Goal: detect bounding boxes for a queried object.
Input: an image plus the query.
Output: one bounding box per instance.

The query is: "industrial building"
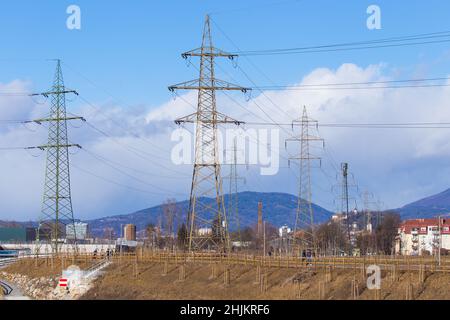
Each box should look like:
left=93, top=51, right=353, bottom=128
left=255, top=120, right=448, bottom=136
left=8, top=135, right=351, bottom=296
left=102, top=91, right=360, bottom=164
left=66, top=222, right=89, bottom=240
left=124, top=224, right=136, bottom=241
left=396, top=218, right=450, bottom=255
left=0, top=227, right=36, bottom=243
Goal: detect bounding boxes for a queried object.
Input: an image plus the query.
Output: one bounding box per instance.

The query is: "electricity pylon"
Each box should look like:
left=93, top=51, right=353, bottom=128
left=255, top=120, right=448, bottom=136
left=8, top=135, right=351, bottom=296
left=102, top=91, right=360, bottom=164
left=169, top=15, right=250, bottom=252
left=224, top=138, right=245, bottom=243
left=362, top=189, right=375, bottom=233
left=30, top=60, right=83, bottom=255
left=286, top=106, right=323, bottom=251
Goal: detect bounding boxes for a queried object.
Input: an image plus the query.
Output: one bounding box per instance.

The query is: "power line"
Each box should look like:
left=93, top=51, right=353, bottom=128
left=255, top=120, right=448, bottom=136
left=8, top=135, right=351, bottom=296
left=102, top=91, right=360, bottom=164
left=0, top=92, right=33, bottom=96
left=253, top=76, right=450, bottom=90
left=245, top=121, right=450, bottom=129
left=80, top=145, right=187, bottom=181
left=83, top=120, right=191, bottom=177
left=252, top=83, right=450, bottom=91
left=77, top=95, right=173, bottom=155
left=78, top=147, right=188, bottom=196
left=211, top=18, right=295, bottom=125
left=232, top=30, right=450, bottom=56
left=0, top=147, right=30, bottom=151
left=71, top=163, right=177, bottom=197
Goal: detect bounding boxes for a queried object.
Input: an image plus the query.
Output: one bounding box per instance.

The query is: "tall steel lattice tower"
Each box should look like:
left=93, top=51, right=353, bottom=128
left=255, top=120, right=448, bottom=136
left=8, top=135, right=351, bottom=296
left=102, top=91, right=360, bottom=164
left=169, top=15, right=249, bottom=252
left=224, top=139, right=245, bottom=243
left=286, top=106, right=323, bottom=249
left=32, top=60, right=83, bottom=254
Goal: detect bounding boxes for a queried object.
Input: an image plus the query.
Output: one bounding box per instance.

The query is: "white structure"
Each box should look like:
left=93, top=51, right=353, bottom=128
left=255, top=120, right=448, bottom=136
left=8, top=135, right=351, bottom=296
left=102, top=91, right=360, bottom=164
left=197, top=228, right=212, bottom=236
left=396, top=218, right=450, bottom=255
left=278, top=225, right=291, bottom=237
left=366, top=222, right=373, bottom=233
left=2, top=243, right=115, bottom=254
left=116, top=238, right=138, bottom=248
left=66, top=222, right=89, bottom=240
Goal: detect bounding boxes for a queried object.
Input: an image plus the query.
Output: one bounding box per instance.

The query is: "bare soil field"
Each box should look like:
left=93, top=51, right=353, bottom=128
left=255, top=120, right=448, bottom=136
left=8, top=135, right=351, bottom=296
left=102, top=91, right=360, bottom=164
left=5, top=257, right=450, bottom=300
left=79, top=261, right=450, bottom=300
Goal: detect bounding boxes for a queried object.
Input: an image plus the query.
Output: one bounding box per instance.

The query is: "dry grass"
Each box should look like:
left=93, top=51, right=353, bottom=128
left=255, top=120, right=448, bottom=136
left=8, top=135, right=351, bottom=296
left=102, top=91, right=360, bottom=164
left=3, top=257, right=99, bottom=278
left=80, top=261, right=450, bottom=300
left=6, top=258, right=450, bottom=300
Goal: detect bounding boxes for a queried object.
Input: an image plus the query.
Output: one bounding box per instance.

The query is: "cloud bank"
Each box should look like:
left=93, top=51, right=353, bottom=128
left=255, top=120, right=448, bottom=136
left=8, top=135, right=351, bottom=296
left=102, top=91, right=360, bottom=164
left=1, top=63, right=450, bottom=221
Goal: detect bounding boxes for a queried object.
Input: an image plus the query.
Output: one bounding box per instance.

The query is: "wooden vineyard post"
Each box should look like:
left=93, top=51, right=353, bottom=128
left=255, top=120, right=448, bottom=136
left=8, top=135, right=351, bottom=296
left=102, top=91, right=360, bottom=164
left=162, top=260, right=169, bottom=276
left=374, top=288, right=381, bottom=300
left=209, top=264, right=217, bottom=280
left=260, top=273, right=267, bottom=293
left=179, top=264, right=186, bottom=282
left=255, top=265, right=262, bottom=284
left=325, top=265, right=333, bottom=283
left=318, top=281, right=327, bottom=300
left=351, top=277, right=359, bottom=300
left=361, top=261, right=366, bottom=282
left=391, top=264, right=397, bottom=282
left=294, top=280, right=301, bottom=299
left=405, top=282, right=414, bottom=300
left=223, top=267, right=231, bottom=287
left=34, top=251, right=38, bottom=267
left=134, top=255, right=139, bottom=278
left=418, top=264, right=425, bottom=284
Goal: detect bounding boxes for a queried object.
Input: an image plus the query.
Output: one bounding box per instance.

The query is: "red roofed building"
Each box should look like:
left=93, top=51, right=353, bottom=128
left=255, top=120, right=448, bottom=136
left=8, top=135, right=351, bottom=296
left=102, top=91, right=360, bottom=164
left=395, top=218, right=450, bottom=255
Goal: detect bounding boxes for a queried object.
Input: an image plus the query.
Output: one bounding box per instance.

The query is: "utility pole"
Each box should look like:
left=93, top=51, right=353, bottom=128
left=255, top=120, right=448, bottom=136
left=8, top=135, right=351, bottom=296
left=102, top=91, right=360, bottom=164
left=263, top=221, right=266, bottom=257
left=169, top=15, right=250, bottom=252
left=438, top=215, right=442, bottom=267
left=30, top=60, right=83, bottom=255
left=341, top=163, right=351, bottom=250
left=257, top=202, right=263, bottom=241
left=285, top=106, right=323, bottom=253
left=257, top=201, right=263, bottom=253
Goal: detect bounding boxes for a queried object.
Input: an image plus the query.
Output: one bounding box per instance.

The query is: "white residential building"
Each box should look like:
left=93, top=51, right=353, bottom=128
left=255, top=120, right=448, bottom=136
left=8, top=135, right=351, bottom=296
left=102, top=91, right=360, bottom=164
left=396, top=218, right=450, bottom=255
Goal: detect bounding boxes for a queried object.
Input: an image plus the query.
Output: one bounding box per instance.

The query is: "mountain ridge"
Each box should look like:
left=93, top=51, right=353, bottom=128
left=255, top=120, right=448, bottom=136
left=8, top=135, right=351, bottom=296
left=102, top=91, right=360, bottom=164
left=395, top=188, right=450, bottom=219
left=85, top=191, right=333, bottom=237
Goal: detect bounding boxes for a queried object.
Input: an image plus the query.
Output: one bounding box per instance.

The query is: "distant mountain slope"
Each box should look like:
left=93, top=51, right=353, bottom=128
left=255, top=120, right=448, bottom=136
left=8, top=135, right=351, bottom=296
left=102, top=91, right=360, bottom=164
left=7, top=188, right=450, bottom=238
left=396, top=188, right=450, bottom=219
left=86, top=192, right=334, bottom=237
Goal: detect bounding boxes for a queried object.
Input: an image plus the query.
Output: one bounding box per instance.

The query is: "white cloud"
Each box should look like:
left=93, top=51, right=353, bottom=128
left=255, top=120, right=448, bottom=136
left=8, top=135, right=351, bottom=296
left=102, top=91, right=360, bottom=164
left=1, top=63, right=450, bottom=221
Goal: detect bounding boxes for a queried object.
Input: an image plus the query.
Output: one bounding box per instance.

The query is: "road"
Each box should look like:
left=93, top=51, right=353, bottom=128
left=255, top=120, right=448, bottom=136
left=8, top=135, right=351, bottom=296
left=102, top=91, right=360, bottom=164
left=0, top=258, right=31, bottom=300
left=0, top=279, right=30, bottom=300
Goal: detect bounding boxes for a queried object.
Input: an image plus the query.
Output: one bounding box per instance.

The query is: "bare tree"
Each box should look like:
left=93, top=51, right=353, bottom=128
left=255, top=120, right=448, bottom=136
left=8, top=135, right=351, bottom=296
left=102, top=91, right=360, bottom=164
left=162, top=198, right=179, bottom=250
left=375, top=212, right=401, bottom=255
left=316, top=221, right=348, bottom=255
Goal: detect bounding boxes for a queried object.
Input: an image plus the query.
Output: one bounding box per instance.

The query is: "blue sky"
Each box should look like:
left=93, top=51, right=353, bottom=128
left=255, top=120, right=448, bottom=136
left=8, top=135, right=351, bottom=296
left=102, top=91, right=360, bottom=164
left=1, top=0, right=449, bottom=104
left=0, top=0, right=450, bottom=222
